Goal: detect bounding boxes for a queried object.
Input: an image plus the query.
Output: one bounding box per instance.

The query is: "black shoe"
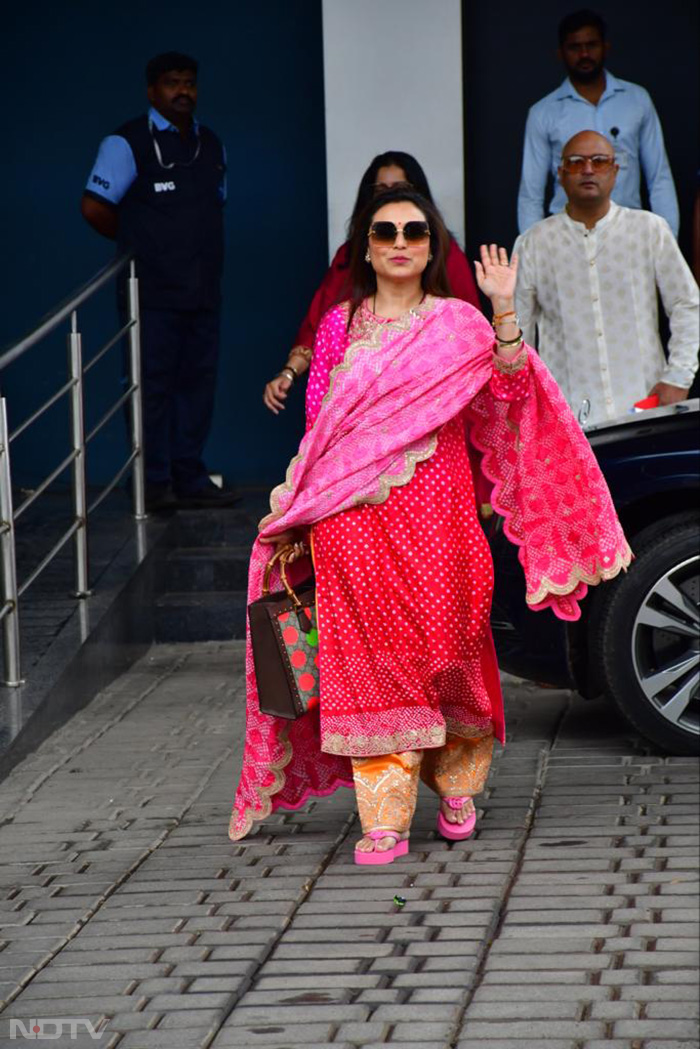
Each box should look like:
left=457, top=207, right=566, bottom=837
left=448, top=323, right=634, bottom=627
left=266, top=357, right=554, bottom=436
left=145, top=483, right=179, bottom=513
left=175, top=481, right=242, bottom=509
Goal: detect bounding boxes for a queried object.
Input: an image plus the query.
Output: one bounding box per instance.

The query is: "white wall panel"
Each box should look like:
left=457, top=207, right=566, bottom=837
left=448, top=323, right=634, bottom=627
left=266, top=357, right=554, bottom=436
left=322, top=0, right=464, bottom=259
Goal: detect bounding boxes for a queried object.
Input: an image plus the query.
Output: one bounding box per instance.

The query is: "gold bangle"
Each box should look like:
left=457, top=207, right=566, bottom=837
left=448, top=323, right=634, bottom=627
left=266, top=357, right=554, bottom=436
left=493, top=314, right=520, bottom=331
left=492, top=309, right=517, bottom=323
left=284, top=362, right=299, bottom=378
left=495, top=329, right=523, bottom=346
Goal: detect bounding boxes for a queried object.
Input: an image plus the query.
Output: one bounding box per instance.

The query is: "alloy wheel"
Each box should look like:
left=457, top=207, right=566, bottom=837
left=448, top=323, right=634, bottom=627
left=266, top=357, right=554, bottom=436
left=631, top=554, right=700, bottom=737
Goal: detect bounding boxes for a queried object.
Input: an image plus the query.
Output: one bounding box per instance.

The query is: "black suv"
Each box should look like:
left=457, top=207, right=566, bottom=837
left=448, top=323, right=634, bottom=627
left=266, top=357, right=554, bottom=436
left=486, top=400, right=700, bottom=755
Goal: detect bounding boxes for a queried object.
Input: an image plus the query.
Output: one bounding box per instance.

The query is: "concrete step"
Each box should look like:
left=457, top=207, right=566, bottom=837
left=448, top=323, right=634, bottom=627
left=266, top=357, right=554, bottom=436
left=158, top=546, right=250, bottom=592
left=154, top=590, right=248, bottom=641
left=172, top=506, right=263, bottom=548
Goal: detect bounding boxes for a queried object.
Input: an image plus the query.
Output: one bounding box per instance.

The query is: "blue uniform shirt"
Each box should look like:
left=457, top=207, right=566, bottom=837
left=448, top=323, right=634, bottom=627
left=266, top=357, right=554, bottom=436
left=86, top=106, right=226, bottom=204
left=517, top=71, right=679, bottom=236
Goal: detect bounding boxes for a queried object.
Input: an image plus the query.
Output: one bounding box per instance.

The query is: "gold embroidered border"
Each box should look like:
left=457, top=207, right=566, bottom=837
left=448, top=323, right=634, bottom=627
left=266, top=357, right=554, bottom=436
left=230, top=713, right=495, bottom=838
left=356, top=432, right=439, bottom=507
left=525, top=543, right=633, bottom=606
left=228, top=724, right=293, bottom=841
left=493, top=346, right=528, bottom=374
left=322, top=723, right=446, bottom=757
left=259, top=297, right=442, bottom=531
left=443, top=717, right=494, bottom=740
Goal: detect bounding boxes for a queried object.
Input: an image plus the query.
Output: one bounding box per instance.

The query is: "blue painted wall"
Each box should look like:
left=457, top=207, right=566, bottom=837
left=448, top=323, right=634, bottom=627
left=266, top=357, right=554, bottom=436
left=1, top=1, right=327, bottom=488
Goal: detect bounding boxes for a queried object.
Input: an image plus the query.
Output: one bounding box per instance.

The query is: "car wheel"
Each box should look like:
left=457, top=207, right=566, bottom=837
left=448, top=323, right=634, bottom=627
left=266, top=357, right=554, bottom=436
left=593, top=520, right=700, bottom=755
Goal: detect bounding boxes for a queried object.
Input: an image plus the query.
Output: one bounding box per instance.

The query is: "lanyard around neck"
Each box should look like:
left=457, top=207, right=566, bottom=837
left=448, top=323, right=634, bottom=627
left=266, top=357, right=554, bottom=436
left=149, top=118, right=201, bottom=169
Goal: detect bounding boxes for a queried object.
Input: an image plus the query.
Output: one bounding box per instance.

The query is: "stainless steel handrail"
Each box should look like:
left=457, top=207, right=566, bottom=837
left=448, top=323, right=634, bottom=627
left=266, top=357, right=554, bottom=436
left=18, top=521, right=82, bottom=599
left=0, top=256, right=146, bottom=686
left=83, top=318, right=135, bottom=375
left=0, top=256, right=131, bottom=372
left=85, top=384, right=137, bottom=445
left=87, top=449, right=139, bottom=516
left=13, top=449, right=80, bottom=521
left=9, top=378, right=79, bottom=444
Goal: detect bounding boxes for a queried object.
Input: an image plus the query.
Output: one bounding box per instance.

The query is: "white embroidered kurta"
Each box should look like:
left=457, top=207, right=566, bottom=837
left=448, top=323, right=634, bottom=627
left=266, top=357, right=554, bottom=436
left=514, top=202, right=699, bottom=426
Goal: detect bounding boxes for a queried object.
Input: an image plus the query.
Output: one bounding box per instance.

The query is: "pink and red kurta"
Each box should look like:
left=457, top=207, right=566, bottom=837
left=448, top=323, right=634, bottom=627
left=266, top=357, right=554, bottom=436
left=308, top=304, right=528, bottom=757
left=229, top=296, right=631, bottom=841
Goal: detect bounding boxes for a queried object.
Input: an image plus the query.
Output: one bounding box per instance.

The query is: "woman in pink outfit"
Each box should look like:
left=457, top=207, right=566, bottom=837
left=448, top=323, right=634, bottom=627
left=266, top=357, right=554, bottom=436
left=230, top=187, right=631, bottom=863
left=263, top=151, right=481, bottom=416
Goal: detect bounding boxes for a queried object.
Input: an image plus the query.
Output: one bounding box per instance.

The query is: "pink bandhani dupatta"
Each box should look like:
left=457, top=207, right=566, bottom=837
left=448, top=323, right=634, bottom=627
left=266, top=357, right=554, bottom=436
left=229, top=298, right=631, bottom=840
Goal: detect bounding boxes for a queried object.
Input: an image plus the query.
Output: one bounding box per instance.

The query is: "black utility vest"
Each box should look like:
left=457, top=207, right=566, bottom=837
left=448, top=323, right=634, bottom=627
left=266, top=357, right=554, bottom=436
left=116, top=115, right=225, bottom=311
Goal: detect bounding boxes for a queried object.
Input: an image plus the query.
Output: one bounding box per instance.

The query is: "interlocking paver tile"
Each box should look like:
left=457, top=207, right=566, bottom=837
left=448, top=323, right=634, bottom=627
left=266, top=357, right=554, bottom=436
left=0, top=643, right=695, bottom=1049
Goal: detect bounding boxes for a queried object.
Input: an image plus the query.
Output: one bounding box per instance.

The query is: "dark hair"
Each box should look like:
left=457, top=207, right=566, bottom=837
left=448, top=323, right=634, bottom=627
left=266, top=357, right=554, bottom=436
left=346, top=187, right=452, bottom=329
left=146, top=52, right=198, bottom=86
left=558, top=9, right=607, bottom=45
left=348, top=152, right=435, bottom=239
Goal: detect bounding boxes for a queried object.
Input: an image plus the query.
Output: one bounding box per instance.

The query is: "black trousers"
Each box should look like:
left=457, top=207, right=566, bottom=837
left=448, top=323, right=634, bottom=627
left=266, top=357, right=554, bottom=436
left=135, top=307, right=220, bottom=493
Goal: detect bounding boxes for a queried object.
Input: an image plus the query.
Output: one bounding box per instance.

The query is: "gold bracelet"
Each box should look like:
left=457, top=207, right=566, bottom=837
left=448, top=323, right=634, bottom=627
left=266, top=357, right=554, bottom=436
left=492, top=309, right=518, bottom=323
left=278, top=368, right=296, bottom=384
left=493, top=314, right=520, bottom=331
left=284, top=362, right=299, bottom=378
left=495, top=329, right=523, bottom=346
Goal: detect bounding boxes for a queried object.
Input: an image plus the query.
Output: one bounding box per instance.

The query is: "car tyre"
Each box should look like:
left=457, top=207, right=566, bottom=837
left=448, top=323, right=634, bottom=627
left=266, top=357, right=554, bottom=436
left=592, top=520, right=700, bottom=755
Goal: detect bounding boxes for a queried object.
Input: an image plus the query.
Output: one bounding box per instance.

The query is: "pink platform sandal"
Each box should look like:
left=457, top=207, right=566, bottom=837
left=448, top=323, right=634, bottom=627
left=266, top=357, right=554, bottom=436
left=437, top=796, right=477, bottom=841
left=354, top=829, right=410, bottom=866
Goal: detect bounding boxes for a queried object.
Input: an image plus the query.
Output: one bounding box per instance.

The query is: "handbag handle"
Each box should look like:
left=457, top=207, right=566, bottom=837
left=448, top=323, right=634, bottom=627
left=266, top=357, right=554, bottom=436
left=262, top=545, right=290, bottom=596
left=262, top=544, right=313, bottom=632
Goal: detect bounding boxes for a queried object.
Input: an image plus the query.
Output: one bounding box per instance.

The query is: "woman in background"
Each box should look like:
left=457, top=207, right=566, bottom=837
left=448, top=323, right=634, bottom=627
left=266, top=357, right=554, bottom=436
left=263, top=151, right=481, bottom=414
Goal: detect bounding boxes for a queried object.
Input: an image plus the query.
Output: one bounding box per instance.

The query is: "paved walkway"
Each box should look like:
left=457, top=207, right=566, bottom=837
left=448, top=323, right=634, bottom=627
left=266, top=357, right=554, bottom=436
left=0, top=642, right=697, bottom=1049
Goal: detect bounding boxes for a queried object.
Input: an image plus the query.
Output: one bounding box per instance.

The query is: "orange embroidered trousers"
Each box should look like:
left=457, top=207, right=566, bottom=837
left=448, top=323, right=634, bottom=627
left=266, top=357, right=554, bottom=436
left=350, top=733, right=494, bottom=834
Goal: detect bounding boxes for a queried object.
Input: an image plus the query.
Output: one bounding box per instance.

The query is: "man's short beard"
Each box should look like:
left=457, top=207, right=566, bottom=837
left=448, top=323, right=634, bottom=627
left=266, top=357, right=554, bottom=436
left=569, top=62, right=604, bottom=83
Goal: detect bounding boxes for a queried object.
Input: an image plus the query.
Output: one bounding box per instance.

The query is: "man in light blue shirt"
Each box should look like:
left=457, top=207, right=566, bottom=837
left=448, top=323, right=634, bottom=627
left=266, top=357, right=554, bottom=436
left=517, top=8, right=679, bottom=236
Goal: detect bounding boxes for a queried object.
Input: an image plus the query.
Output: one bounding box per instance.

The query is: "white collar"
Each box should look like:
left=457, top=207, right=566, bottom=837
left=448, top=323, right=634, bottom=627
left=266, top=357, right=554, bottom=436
left=562, top=200, right=619, bottom=234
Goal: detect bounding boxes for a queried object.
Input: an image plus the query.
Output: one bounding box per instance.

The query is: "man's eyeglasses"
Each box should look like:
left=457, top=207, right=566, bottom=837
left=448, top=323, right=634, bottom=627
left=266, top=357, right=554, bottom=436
left=369, top=221, right=430, bottom=244
left=561, top=154, right=616, bottom=173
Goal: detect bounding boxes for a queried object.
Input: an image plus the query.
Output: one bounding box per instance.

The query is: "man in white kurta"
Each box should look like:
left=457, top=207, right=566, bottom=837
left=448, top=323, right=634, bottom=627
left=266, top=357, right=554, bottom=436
left=514, top=131, right=698, bottom=427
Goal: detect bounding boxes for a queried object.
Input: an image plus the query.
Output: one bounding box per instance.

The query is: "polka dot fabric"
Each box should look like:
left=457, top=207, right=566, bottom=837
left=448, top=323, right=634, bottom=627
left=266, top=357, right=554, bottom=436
left=305, top=304, right=349, bottom=429
left=229, top=297, right=630, bottom=841
left=313, top=414, right=498, bottom=756
left=310, top=304, right=504, bottom=756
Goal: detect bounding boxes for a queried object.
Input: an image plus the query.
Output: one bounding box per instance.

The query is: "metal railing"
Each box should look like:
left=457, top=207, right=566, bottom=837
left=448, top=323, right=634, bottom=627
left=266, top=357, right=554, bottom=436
left=0, top=256, right=146, bottom=686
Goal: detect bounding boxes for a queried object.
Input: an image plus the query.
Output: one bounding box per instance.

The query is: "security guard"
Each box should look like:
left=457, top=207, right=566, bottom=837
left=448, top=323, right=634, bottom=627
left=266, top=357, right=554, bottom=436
left=81, top=51, right=237, bottom=511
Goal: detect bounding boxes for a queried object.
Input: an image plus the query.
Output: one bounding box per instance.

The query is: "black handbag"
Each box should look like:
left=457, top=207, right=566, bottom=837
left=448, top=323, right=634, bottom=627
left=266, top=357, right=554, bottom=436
left=248, top=546, right=319, bottom=719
